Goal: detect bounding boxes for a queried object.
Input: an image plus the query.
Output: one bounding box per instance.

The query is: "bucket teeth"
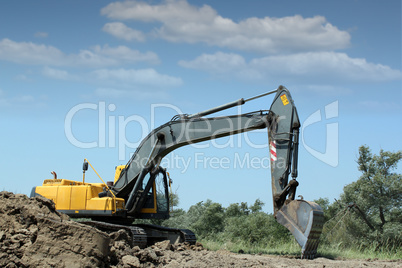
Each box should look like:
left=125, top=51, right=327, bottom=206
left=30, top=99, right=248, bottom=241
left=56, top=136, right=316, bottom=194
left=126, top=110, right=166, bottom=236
left=276, top=200, right=324, bottom=259
left=300, top=209, right=324, bottom=259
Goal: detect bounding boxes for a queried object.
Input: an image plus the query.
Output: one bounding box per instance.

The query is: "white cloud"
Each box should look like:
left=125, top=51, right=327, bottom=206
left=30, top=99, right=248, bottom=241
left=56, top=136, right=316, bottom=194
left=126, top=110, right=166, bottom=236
left=14, top=74, right=32, bottom=81
left=18, top=95, right=35, bottom=103
left=102, top=22, right=145, bottom=41
left=95, top=87, right=166, bottom=100
left=0, top=38, right=65, bottom=65
left=359, top=100, right=401, bottom=111
left=34, top=32, right=48, bottom=38
left=0, top=39, right=159, bottom=67
left=101, top=0, right=351, bottom=53
left=250, top=52, right=402, bottom=82
left=42, top=67, right=77, bottom=80
left=179, top=51, right=402, bottom=83
left=92, top=44, right=159, bottom=64
left=91, top=68, right=183, bottom=87
left=41, top=65, right=183, bottom=88
left=305, top=85, right=352, bottom=95
left=0, top=89, right=37, bottom=108
left=101, top=0, right=214, bottom=22
left=95, top=88, right=127, bottom=98
left=178, top=52, right=245, bottom=74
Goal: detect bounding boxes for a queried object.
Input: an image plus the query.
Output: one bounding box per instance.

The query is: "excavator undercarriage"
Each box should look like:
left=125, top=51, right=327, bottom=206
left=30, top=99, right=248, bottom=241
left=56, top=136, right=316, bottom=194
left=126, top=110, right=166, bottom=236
left=80, top=221, right=196, bottom=248
left=31, top=86, right=324, bottom=258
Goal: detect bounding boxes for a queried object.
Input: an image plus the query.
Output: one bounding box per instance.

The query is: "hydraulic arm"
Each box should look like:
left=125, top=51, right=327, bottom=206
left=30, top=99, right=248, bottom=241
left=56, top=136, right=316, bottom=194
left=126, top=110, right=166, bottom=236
left=106, top=85, right=324, bottom=258
left=32, top=85, right=324, bottom=259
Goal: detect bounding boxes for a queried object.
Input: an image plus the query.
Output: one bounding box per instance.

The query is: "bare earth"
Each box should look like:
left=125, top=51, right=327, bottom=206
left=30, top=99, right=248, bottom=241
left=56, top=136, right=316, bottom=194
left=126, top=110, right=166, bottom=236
left=0, top=192, right=400, bottom=268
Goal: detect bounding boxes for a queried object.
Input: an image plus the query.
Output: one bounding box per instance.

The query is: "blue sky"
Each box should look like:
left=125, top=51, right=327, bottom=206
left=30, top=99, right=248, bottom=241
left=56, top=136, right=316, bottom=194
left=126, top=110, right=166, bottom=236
left=0, top=0, right=401, bottom=213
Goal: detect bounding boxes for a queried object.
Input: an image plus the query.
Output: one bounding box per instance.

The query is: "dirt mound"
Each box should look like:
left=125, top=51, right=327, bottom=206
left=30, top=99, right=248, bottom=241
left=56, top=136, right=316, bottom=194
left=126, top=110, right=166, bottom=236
left=0, top=191, right=208, bottom=267
left=0, top=192, right=400, bottom=268
left=0, top=191, right=110, bottom=267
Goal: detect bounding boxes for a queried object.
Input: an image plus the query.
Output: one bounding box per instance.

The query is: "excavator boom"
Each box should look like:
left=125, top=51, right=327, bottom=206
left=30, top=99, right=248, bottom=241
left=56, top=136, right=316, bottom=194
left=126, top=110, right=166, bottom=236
left=32, top=85, right=324, bottom=258
left=108, top=85, right=324, bottom=258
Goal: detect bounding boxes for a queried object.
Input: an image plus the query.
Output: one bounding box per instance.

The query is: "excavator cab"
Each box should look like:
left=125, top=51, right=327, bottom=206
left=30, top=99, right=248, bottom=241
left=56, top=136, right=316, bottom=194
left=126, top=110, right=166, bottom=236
left=136, top=168, right=170, bottom=219
left=113, top=165, right=170, bottom=219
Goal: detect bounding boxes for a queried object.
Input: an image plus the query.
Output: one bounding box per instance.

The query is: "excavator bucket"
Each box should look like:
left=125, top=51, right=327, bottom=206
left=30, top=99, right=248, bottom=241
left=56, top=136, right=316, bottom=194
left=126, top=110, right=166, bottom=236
left=276, top=200, right=324, bottom=259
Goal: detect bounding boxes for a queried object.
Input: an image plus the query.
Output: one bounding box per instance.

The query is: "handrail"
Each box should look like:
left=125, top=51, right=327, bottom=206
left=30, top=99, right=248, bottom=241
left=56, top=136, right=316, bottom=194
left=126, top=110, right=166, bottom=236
left=84, top=158, right=117, bottom=199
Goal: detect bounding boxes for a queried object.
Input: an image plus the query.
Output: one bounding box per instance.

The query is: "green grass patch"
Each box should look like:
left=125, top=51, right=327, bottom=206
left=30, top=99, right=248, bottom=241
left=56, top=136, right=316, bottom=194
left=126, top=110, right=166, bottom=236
left=200, top=238, right=301, bottom=257
left=200, top=238, right=402, bottom=261
left=318, top=243, right=401, bottom=260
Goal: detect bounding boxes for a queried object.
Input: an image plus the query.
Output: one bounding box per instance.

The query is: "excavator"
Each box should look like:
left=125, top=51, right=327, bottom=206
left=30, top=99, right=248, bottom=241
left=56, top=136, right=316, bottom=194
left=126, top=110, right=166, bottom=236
left=31, top=86, right=324, bottom=259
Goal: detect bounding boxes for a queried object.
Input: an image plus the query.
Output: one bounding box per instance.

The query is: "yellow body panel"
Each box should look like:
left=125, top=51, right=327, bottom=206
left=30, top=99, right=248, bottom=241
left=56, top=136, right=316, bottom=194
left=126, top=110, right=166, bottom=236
left=56, top=186, right=71, bottom=210
left=69, top=186, right=87, bottom=210
left=141, top=207, right=157, bottom=213
left=35, top=177, right=159, bottom=216
left=86, top=197, right=124, bottom=211
left=114, top=165, right=125, bottom=183
left=35, top=179, right=125, bottom=215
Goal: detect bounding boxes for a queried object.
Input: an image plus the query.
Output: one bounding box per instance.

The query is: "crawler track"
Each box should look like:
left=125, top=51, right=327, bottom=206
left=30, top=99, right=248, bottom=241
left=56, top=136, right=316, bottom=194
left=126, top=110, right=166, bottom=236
left=135, top=223, right=196, bottom=245
left=79, top=221, right=196, bottom=248
left=81, top=220, right=148, bottom=248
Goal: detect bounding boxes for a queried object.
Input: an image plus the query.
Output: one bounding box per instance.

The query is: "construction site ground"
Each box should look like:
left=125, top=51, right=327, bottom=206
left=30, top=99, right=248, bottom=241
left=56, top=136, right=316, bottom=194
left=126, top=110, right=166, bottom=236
left=0, top=191, right=400, bottom=268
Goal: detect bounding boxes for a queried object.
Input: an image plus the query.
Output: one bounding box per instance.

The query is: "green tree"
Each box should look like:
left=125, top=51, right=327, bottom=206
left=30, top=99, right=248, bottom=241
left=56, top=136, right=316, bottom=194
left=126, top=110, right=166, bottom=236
left=162, top=208, right=189, bottom=229
left=249, top=198, right=264, bottom=213
left=225, top=199, right=263, bottom=217
left=343, top=146, right=401, bottom=229
left=223, top=199, right=291, bottom=246
left=225, top=203, right=246, bottom=217
left=325, top=145, right=402, bottom=249
left=314, top=197, right=343, bottom=222
left=188, top=200, right=225, bottom=239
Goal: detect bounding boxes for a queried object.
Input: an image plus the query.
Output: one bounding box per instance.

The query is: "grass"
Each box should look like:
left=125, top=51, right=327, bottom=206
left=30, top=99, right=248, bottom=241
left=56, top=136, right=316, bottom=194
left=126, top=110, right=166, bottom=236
left=200, top=239, right=302, bottom=257
left=199, top=239, right=402, bottom=261
left=318, top=243, right=401, bottom=260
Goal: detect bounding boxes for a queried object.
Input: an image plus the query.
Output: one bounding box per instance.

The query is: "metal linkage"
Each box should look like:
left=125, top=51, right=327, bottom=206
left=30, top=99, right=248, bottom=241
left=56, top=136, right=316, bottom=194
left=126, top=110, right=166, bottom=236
left=187, top=89, right=278, bottom=119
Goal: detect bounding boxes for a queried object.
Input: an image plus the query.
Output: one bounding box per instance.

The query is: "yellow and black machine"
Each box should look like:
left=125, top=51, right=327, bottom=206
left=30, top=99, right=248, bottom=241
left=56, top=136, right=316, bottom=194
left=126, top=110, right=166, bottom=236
left=32, top=86, right=324, bottom=258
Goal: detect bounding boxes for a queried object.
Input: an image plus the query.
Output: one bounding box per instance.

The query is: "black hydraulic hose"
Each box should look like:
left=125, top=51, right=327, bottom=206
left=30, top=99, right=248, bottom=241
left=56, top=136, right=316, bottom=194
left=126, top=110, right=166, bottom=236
left=188, top=98, right=245, bottom=119
left=291, top=128, right=299, bottom=179
left=125, top=166, right=150, bottom=211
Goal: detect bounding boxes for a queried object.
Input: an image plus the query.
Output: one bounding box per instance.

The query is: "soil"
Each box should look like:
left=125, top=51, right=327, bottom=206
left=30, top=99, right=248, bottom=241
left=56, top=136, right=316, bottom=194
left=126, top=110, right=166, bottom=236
left=0, top=191, right=400, bottom=268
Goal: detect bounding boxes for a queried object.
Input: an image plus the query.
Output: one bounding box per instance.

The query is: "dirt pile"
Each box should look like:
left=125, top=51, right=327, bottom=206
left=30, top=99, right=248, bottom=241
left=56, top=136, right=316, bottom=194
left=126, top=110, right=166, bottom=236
left=0, top=191, right=211, bottom=267
left=0, top=191, right=110, bottom=267
left=0, top=192, right=400, bottom=268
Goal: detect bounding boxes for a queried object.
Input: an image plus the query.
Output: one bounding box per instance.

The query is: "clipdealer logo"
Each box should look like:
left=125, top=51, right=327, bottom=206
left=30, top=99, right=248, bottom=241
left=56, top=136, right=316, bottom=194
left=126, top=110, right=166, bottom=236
left=64, top=101, right=339, bottom=167
left=302, top=101, right=339, bottom=167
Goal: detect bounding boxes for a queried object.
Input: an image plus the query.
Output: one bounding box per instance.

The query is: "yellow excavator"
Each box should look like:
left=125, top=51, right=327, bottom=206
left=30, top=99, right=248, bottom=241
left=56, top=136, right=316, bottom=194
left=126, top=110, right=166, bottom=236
left=31, top=86, right=324, bottom=258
